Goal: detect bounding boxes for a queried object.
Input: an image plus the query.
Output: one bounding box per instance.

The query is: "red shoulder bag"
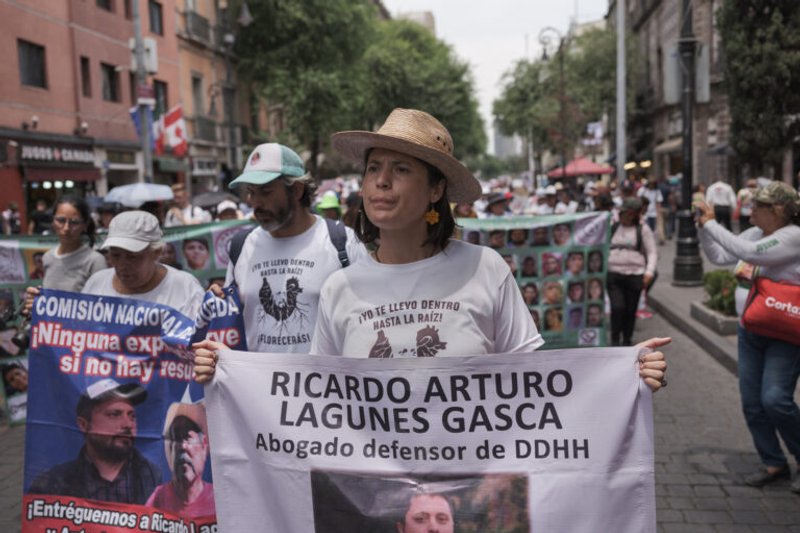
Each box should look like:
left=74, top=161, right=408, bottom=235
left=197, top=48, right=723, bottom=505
left=741, top=277, right=800, bottom=345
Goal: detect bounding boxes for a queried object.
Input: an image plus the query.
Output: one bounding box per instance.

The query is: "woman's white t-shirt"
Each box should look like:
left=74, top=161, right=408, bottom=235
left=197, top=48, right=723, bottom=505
left=311, top=239, right=544, bottom=358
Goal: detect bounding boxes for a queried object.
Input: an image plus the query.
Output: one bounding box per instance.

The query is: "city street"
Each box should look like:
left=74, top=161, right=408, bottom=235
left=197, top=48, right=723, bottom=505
left=0, top=306, right=797, bottom=532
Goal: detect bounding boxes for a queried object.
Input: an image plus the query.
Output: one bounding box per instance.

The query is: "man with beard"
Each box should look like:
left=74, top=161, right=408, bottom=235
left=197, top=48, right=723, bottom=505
left=215, top=143, right=366, bottom=354
left=146, top=402, right=214, bottom=517
left=28, top=379, right=160, bottom=503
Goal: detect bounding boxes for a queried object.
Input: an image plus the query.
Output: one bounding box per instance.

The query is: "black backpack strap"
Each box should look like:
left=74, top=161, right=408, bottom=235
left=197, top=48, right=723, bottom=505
left=635, top=224, right=643, bottom=255
left=609, top=221, right=645, bottom=255
left=325, top=218, right=350, bottom=268
left=228, top=226, right=257, bottom=283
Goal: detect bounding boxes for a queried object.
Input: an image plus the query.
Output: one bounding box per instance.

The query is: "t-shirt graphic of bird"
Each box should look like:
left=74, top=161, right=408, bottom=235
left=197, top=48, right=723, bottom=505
left=259, top=276, right=303, bottom=322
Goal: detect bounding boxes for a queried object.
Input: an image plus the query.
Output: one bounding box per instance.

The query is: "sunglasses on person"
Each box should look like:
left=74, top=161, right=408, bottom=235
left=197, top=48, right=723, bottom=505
left=53, top=216, right=84, bottom=227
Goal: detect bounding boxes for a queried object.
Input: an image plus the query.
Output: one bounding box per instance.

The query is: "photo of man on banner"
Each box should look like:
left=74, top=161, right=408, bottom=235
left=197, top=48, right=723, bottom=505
left=28, top=378, right=160, bottom=504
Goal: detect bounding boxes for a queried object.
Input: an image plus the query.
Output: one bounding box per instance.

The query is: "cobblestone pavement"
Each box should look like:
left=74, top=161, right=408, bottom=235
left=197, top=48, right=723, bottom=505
left=638, top=312, right=800, bottom=532
left=0, top=310, right=797, bottom=532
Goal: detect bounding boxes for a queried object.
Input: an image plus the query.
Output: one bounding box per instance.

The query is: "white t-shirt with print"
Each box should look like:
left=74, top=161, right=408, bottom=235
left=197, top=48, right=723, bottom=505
left=82, top=264, right=204, bottom=318
left=226, top=216, right=366, bottom=354
left=311, top=239, right=545, bottom=358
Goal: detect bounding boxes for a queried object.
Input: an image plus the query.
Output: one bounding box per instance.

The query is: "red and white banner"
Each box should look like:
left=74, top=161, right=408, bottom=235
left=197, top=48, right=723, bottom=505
left=154, top=105, right=187, bottom=158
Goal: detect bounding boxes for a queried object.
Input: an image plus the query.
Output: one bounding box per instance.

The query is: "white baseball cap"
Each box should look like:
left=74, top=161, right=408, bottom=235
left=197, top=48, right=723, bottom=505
left=101, top=211, right=162, bottom=252
left=229, top=143, right=306, bottom=188
left=216, top=200, right=238, bottom=213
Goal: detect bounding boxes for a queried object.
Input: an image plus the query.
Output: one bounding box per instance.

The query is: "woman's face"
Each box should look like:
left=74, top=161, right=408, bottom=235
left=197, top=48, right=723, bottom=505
left=750, top=201, right=784, bottom=233
left=544, top=283, right=562, bottom=304
left=553, top=224, right=571, bottom=245
left=546, top=309, right=562, bottom=330
left=5, top=367, right=28, bottom=392
left=588, top=252, right=603, bottom=272
left=183, top=240, right=209, bottom=270
left=523, top=285, right=538, bottom=304
left=53, top=203, right=86, bottom=246
left=566, top=253, right=584, bottom=274
left=588, top=280, right=603, bottom=300
left=362, top=148, right=444, bottom=234
left=160, top=243, right=178, bottom=265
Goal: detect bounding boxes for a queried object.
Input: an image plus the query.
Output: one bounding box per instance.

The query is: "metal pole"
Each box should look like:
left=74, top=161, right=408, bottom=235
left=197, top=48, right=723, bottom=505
left=528, top=128, right=535, bottom=187
left=222, top=7, right=237, bottom=183
left=672, top=0, right=704, bottom=285
left=615, top=1, right=626, bottom=181
left=132, top=0, right=153, bottom=183
left=559, top=40, right=567, bottom=182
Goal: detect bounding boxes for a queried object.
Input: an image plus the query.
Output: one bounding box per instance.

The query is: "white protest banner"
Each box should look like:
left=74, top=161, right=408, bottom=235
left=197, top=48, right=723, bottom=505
left=205, top=348, right=655, bottom=533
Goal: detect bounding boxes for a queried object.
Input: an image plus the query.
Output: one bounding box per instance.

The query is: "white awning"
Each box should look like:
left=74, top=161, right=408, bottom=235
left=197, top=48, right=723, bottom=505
left=654, top=138, right=682, bottom=154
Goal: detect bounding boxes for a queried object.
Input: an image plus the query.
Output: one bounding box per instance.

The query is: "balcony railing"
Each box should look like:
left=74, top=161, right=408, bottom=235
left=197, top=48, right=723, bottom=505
left=184, top=10, right=211, bottom=45
left=192, top=116, right=217, bottom=142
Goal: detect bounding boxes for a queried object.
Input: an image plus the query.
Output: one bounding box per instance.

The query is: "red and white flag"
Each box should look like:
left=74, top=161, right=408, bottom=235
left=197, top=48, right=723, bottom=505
left=154, top=105, right=187, bottom=157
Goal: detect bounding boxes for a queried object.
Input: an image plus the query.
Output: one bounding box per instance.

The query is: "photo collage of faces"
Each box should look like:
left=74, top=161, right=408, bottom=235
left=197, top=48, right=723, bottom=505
left=462, top=214, right=609, bottom=347
left=157, top=222, right=253, bottom=287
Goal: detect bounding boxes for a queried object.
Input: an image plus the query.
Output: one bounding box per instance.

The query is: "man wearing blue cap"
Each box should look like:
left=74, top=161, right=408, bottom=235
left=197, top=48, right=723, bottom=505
left=218, top=143, right=365, bottom=355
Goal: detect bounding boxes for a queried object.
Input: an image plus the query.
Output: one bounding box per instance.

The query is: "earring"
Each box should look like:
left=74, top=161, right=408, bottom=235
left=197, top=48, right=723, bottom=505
left=424, top=204, right=440, bottom=225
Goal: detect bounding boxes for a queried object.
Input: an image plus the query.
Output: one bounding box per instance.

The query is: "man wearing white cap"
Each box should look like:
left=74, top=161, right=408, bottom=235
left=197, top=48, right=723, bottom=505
left=82, top=211, right=203, bottom=318
left=28, top=378, right=161, bottom=504
left=215, top=200, right=241, bottom=221
left=202, top=143, right=365, bottom=356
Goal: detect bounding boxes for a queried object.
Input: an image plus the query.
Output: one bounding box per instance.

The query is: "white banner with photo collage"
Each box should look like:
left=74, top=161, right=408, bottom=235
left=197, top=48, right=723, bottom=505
left=457, top=212, right=610, bottom=348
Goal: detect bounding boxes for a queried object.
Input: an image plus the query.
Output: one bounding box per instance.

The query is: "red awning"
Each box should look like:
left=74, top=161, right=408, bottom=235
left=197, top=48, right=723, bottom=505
left=547, top=157, right=614, bottom=178
left=24, top=166, right=101, bottom=182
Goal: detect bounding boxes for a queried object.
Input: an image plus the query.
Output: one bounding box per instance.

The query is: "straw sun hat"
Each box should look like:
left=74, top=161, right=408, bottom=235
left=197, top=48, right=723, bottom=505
left=331, top=108, right=481, bottom=204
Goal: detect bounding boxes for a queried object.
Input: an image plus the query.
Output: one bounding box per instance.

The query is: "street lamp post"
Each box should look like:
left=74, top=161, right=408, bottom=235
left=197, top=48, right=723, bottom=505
left=672, top=0, right=704, bottom=285
left=539, top=27, right=568, bottom=183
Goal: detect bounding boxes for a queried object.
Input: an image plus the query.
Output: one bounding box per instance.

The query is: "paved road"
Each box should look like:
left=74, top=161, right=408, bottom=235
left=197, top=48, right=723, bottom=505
left=0, top=310, right=797, bottom=532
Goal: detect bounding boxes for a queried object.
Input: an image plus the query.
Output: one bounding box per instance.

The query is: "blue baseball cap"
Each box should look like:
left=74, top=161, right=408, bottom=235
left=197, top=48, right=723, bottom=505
left=229, top=143, right=306, bottom=188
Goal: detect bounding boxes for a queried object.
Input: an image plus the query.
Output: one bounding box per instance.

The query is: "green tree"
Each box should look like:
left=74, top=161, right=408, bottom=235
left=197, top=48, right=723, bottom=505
left=360, top=20, right=486, bottom=160
left=233, top=0, right=377, bottom=177
left=493, top=59, right=557, bottom=169
left=718, top=1, right=800, bottom=174
left=493, top=28, right=639, bottom=168
left=563, top=27, right=640, bottom=127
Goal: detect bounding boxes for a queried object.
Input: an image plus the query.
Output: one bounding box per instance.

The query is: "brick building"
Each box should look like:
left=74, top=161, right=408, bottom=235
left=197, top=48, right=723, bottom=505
left=0, top=0, right=256, bottom=226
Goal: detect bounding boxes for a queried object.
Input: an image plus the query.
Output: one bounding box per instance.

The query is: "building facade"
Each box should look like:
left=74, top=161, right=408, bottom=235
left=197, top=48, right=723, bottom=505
left=608, top=0, right=734, bottom=188
left=0, top=0, right=256, bottom=226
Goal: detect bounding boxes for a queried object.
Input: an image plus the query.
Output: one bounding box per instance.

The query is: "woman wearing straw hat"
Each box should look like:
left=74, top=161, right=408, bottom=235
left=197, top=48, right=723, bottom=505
left=194, top=109, right=668, bottom=390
